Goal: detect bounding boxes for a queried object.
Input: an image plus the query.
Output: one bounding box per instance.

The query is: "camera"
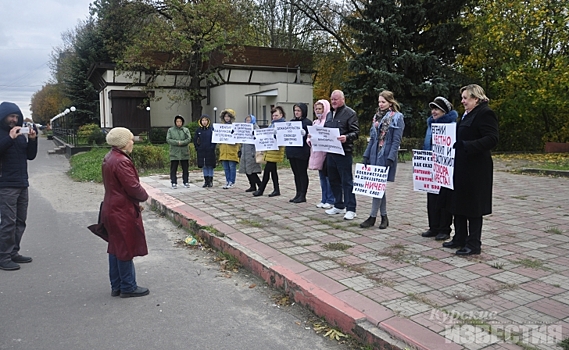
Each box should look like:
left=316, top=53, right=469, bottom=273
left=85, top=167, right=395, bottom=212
left=20, top=122, right=31, bottom=134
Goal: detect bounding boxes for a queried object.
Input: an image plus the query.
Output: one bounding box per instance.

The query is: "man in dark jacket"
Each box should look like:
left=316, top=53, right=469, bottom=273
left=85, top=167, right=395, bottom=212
left=0, top=102, right=38, bottom=271
left=324, top=90, right=359, bottom=220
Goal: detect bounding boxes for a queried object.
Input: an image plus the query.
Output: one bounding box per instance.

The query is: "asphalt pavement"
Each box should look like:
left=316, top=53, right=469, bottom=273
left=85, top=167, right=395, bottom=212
left=0, top=139, right=349, bottom=350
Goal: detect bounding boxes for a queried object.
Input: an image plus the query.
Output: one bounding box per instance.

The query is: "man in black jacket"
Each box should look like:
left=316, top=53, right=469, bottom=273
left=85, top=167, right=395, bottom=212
left=0, top=102, right=38, bottom=271
left=324, top=90, right=359, bottom=220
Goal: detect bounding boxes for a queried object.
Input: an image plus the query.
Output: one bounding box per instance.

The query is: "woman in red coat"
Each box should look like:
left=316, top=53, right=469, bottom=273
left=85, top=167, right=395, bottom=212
left=101, top=127, right=150, bottom=298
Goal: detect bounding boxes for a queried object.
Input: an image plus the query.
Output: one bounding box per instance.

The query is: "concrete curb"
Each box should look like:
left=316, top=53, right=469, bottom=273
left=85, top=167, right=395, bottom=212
left=144, top=185, right=416, bottom=350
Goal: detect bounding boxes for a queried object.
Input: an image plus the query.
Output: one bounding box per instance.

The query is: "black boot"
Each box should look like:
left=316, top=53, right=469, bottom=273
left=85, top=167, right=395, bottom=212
left=207, top=176, right=213, bottom=187
left=379, top=215, right=389, bottom=229
left=268, top=183, right=280, bottom=197
left=253, top=183, right=265, bottom=196
left=245, top=176, right=257, bottom=192
left=202, top=176, right=208, bottom=188
left=292, top=192, right=306, bottom=203
left=289, top=192, right=300, bottom=202
left=359, top=216, right=376, bottom=228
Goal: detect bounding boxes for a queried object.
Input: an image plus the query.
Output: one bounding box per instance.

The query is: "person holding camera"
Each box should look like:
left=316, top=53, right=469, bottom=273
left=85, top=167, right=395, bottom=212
left=0, top=102, right=38, bottom=271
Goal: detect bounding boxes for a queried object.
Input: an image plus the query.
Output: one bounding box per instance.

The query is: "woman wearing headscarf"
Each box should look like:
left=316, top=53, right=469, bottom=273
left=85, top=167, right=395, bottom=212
left=421, top=97, right=457, bottom=241
left=102, top=127, right=149, bottom=298
left=308, top=99, right=334, bottom=209
left=286, top=103, right=312, bottom=203
left=194, top=114, right=216, bottom=187
left=239, top=115, right=262, bottom=192
left=443, top=84, right=498, bottom=256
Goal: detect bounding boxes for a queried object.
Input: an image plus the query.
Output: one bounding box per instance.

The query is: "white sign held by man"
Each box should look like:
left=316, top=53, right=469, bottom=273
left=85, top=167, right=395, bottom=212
left=307, top=125, right=345, bottom=155
left=275, top=121, right=303, bottom=147
left=412, top=149, right=439, bottom=194
left=431, top=123, right=456, bottom=190
left=253, top=128, right=279, bottom=152
left=212, top=123, right=234, bottom=144
left=353, top=163, right=388, bottom=198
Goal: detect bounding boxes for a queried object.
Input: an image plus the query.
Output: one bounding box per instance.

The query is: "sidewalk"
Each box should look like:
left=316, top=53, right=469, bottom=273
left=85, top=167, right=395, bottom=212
left=140, top=163, right=569, bottom=350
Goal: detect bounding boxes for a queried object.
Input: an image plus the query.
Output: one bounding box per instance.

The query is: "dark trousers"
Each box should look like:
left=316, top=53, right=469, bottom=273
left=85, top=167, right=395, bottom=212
left=108, top=254, right=137, bottom=292
left=289, top=158, right=309, bottom=195
left=259, top=162, right=279, bottom=191
left=246, top=173, right=261, bottom=187
left=327, top=153, right=356, bottom=212
left=170, top=160, right=189, bottom=184
left=453, top=215, right=483, bottom=251
left=0, top=188, right=28, bottom=263
left=427, top=193, right=452, bottom=235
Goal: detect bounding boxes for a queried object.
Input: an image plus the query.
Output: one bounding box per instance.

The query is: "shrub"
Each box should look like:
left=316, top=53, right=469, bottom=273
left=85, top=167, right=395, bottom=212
left=131, top=144, right=166, bottom=171
left=186, top=121, right=199, bottom=139
left=77, top=123, right=101, bottom=139
left=149, top=127, right=168, bottom=144
left=88, top=129, right=106, bottom=145
left=400, top=137, right=424, bottom=151
left=353, top=135, right=369, bottom=157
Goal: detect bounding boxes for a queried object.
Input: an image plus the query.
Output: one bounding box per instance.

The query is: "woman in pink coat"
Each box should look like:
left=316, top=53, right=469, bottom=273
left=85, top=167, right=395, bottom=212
left=308, top=99, right=334, bottom=209
left=101, top=127, right=150, bottom=298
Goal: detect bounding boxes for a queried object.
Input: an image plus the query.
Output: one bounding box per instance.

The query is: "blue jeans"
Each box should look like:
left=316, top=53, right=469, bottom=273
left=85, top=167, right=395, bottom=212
left=318, top=170, right=334, bottom=205
left=109, top=254, right=137, bottom=292
left=0, top=187, right=28, bottom=264
left=202, top=165, right=214, bottom=177
left=327, top=153, right=357, bottom=212
left=221, top=160, right=237, bottom=183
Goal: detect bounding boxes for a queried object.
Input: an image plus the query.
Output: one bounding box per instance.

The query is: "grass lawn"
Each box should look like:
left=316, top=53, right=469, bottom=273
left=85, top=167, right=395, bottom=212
left=493, top=153, right=569, bottom=171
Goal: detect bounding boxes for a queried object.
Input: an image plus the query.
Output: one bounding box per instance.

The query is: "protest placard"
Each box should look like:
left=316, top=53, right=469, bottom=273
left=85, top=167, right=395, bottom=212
left=307, top=125, right=345, bottom=155
left=253, top=128, right=279, bottom=151
left=353, top=163, right=388, bottom=198
left=212, top=123, right=235, bottom=144
left=275, top=121, right=303, bottom=147
left=412, top=149, right=440, bottom=194
left=232, top=123, right=255, bottom=144
left=431, top=123, right=456, bottom=190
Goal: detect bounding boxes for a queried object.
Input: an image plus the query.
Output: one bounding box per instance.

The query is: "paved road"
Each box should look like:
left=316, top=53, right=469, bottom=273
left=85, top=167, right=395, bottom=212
left=0, top=139, right=348, bottom=350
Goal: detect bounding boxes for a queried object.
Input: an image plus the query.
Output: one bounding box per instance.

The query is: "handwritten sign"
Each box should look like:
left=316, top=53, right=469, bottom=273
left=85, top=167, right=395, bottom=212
left=412, top=149, right=440, bottom=194
left=253, top=128, right=279, bottom=151
left=352, top=163, right=388, bottom=198
left=212, top=123, right=235, bottom=144
left=307, top=125, right=345, bottom=155
left=232, top=123, right=255, bottom=144
left=431, top=123, right=456, bottom=190
left=275, top=121, right=303, bottom=146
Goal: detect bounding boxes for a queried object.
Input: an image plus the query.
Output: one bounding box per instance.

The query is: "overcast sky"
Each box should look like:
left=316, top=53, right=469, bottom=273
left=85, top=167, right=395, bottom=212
left=0, top=0, right=94, bottom=117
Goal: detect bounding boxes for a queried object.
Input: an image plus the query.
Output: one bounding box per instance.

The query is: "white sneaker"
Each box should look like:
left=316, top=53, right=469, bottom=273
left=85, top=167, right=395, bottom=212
left=183, top=183, right=190, bottom=188
left=171, top=183, right=177, bottom=189
left=222, top=182, right=229, bottom=189
left=321, top=203, right=333, bottom=209
left=227, top=182, right=234, bottom=188
left=344, top=211, right=357, bottom=220
left=316, top=202, right=325, bottom=208
left=325, top=207, right=346, bottom=215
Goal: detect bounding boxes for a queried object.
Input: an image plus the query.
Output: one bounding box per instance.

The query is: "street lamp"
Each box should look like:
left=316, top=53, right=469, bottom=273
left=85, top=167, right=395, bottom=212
left=213, top=107, right=217, bottom=123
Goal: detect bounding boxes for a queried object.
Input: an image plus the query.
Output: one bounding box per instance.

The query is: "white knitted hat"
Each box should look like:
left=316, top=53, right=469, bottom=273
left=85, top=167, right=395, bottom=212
left=106, top=127, right=133, bottom=148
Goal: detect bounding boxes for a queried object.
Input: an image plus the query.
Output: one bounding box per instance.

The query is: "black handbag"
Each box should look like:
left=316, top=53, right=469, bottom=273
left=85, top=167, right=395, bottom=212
left=87, top=202, right=109, bottom=242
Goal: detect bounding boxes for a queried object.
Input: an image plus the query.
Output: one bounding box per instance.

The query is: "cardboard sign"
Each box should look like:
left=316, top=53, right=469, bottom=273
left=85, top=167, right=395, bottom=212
left=412, top=149, right=440, bottom=194
left=212, top=123, right=235, bottom=144
left=307, top=125, right=345, bottom=155
left=253, top=128, right=279, bottom=151
left=431, top=123, right=456, bottom=190
left=232, top=123, right=255, bottom=144
left=275, top=121, right=303, bottom=147
left=353, top=163, right=388, bottom=198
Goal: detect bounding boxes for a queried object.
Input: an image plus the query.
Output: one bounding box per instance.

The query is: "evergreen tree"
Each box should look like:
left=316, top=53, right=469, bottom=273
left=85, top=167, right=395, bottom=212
left=343, top=0, right=470, bottom=136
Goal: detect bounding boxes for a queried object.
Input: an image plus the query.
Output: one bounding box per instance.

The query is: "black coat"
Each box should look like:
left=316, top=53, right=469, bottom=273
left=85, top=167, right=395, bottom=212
left=324, top=104, right=359, bottom=154
left=194, top=119, right=216, bottom=168
left=286, top=103, right=313, bottom=160
left=449, top=102, right=499, bottom=217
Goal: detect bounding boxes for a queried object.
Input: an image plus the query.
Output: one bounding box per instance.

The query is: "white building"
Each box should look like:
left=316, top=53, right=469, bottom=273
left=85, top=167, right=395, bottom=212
left=87, top=46, right=315, bottom=133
